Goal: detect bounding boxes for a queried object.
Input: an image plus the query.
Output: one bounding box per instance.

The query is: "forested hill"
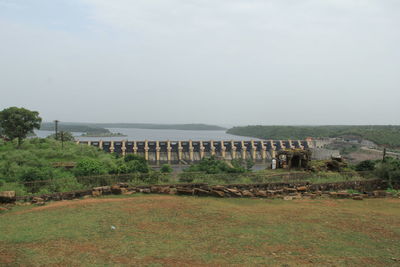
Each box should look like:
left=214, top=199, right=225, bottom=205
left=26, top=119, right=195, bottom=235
left=227, top=125, right=400, bottom=148
left=40, top=122, right=226, bottom=132
left=90, top=123, right=226, bottom=131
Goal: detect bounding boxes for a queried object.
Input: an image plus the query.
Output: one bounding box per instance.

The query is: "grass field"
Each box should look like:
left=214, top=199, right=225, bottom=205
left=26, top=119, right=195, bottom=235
left=1, top=195, right=400, bottom=266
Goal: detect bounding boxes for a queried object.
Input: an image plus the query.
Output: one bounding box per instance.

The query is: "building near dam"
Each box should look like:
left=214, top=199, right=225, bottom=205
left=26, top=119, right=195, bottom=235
left=77, top=139, right=319, bottom=164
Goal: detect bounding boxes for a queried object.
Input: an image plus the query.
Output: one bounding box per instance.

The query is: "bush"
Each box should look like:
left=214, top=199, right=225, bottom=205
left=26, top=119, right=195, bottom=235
left=185, top=157, right=248, bottom=174
left=355, top=160, right=375, bottom=172
left=374, top=158, right=400, bottom=185
left=160, top=164, right=173, bottom=173
left=75, top=158, right=107, bottom=177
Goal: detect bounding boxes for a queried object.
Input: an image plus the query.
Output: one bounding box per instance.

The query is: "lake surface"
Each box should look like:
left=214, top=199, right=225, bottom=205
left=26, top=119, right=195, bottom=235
left=35, top=128, right=261, bottom=141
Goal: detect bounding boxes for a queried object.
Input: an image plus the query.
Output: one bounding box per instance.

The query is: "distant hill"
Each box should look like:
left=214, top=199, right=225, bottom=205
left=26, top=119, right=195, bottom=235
left=40, top=122, right=226, bottom=133
left=91, top=123, right=226, bottom=131
left=40, top=123, right=110, bottom=134
left=227, top=125, right=400, bottom=148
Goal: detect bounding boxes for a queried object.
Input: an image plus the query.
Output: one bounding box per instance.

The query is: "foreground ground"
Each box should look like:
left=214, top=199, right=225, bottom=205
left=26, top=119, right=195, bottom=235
left=1, top=195, right=399, bottom=266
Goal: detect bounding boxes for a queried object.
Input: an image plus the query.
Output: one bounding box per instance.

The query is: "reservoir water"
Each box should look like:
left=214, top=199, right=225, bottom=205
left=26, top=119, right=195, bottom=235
left=35, top=128, right=261, bottom=141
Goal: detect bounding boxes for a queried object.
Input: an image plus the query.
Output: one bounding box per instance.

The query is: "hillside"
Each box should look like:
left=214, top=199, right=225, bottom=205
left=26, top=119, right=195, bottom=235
left=227, top=125, right=400, bottom=148
left=40, top=122, right=226, bottom=133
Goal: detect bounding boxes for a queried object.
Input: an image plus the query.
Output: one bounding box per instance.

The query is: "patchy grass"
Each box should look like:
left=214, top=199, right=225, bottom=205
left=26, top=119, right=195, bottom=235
left=1, top=195, right=400, bottom=266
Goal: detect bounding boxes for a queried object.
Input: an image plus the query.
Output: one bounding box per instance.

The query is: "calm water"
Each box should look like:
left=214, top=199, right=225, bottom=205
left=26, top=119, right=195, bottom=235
left=35, top=128, right=261, bottom=141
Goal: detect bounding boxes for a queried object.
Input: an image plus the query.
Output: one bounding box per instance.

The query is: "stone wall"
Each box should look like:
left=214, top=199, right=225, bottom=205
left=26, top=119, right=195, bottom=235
left=1, top=179, right=398, bottom=208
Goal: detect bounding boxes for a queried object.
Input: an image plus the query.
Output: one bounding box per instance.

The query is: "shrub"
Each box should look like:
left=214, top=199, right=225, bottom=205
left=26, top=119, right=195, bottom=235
left=355, top=160, right=375, bottom=172
left=374, top=157, right=400, bottom=185
left=75, top=158, right=107, bottom=177
left=160, top=164, right=173, bottom=173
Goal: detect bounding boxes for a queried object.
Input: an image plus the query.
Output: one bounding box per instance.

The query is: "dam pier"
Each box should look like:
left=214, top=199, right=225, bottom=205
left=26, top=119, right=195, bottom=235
left=77, top=139, right=313, bottom=164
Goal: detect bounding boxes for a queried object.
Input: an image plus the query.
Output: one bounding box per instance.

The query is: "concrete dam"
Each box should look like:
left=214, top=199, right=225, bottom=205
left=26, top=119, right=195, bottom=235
left=77, top=139, right=314, bottom=163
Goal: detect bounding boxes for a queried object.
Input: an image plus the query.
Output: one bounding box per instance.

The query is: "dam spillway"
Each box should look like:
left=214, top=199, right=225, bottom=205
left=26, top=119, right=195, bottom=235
left=77, top=140, right=314, bottom=163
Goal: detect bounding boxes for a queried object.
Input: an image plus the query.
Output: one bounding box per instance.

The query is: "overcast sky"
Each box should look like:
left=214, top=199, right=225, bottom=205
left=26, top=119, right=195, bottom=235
left=0, top=0, right=399, bottom=126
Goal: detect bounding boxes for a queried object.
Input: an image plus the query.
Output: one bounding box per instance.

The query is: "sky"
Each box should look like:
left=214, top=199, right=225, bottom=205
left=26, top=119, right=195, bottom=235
left=0, top=0, right=399, bottom=126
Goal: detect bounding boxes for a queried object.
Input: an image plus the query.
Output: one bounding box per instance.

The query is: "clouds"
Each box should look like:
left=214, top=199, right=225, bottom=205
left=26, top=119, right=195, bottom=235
left=0, top=0, right=399, bottom=124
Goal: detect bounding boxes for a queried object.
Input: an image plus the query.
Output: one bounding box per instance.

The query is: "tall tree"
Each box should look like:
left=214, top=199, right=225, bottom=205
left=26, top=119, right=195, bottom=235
left=0, top=107, right=42, bottom=147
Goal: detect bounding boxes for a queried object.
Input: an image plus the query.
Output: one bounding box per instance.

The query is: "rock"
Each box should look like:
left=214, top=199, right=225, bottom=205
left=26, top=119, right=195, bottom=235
left=194, top=188, right=211, bottom=197
left=329, top=192, right=338, bottom=198
left=211, top=190, right=225, bottom=198
left=83, top=195, right=91, bottom=199
left=111, top=185, right=123, bottom=195
left=140, top=188, right=151, bottom=194
left=284, top=196, right=293, bottom=200
left=284, top=187, right=297, bottom=193
left=31, top=197, right=44, bottom=204
left=352, top=195, right=363, bottom=200
left=123, top=191, right=136, bottom=195
left=336, top=192, right=350, bottom=198
left=211, top=186, right=227, bottom=191
left=292, top=194, right=302, bottom=200
left=296, top=186, right=307, bottom=192
left=120, top=188, right=128, bottom=194
left=117, top=183, right=129, bottom=188
left=241, top=190, right=254, bottom=197
left=92, top=190, right=102, bottom=197
left=226, top=188, right=242, bottom=197
left=0, top=191, right=16, bottom=203
left=255, top=190, right=267, bottom=197
left=373, top=190, right=387, bottom=197
left=160, top=187, right=171, bottom=194
left=176, top=188, right=193, bottom=195
left=101, top=186, right=112, bottom=194
left=150, top=186, right=162, bottom=193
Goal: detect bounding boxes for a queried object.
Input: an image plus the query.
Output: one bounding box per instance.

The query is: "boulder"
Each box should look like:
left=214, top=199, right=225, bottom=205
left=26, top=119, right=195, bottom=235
left=193, top=188, right=211, bottom=197
left=111, top=185, right=123, bottom=195
left=99, top=186, right=111, bottom=194
left=0, top=191, right=16, bottom=203
left=373, top=190, right=387, bottom=198
left=160, top=187, right=171, bottom=194
left=150, top=186, right=162, bottom=193
left=140, top=188, right=151, bottom=194
left=31, top=197, right=44, bottom=204
left=255, top=190, right=267, bottom=197
left=226, top=188, right=242, bottom=197
left=176, top=188, right=193, bottom=196
left=352, top=195, right=363, bottom=200
left=92, top=190, right=102, bottom=197
left=283, top=196, right=293, bottom=201
left=284, top=187, right=297, bottom=193
left=211, top=190, right=225, bottom=198
left=336, top=192, right=350, bottom=198
left=241, top=190, right=254, bottom=197
left=296, top=186, right=307, bottom=192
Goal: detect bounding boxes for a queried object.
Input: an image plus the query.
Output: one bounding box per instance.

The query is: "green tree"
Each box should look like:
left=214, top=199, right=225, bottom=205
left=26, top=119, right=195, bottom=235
left=0, top=107, right=42, bottom=147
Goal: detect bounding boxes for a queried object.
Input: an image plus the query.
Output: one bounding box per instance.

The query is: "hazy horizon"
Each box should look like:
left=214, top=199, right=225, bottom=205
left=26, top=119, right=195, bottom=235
left=1, top=0, right=399, bottom=125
